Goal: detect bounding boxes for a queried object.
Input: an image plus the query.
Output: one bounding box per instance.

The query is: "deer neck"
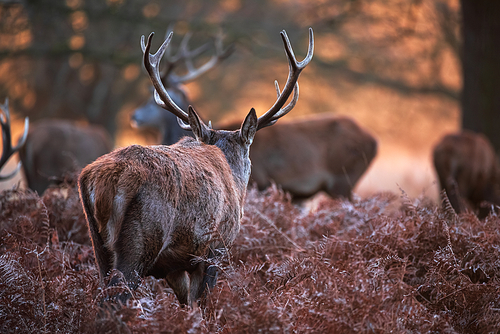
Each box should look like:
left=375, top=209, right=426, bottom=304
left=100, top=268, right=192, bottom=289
left=215, top=140, right=252, bottom=204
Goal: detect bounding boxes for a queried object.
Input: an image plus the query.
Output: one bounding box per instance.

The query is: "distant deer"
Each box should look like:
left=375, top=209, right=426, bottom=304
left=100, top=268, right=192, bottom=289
left=130, top=30, right=234, bottom=145
left=78, top=28, right=314, bottom=306
left=19, top=120, right=112, bottom=194
left=433, top=130, right=500, bottom=218
left=241, top=114, right=377, bottom=200
left=0, top=99, right=29, bottom=181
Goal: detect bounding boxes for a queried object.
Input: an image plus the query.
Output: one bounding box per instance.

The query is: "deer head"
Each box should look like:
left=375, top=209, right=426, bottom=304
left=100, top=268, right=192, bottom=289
left=131, top=29, right=235, bottom=145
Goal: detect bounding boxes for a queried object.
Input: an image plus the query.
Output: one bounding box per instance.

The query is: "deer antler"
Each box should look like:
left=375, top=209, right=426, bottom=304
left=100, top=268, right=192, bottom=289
left=256, top=28, right=314, bottom=130
left=164, top=29, right=234, bottom=85
left=0, top=98, right=29, bottom=180
left=142, top=32, right=191, bottom=129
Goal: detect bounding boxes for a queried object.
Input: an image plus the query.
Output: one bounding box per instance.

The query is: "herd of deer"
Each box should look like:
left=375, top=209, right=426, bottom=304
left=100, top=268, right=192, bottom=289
left=1, top=28, right=499, bottom=307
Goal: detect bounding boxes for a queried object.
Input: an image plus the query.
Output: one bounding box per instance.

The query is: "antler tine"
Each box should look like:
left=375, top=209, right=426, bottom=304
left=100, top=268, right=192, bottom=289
left=0, top=98, right=29, bottom=180
left=177, top=32, right=210, bottom=73
left=173, top=30, right=235, bottom=84
left=142, top=32, right=191, bottom=127
left=256, top=27, right=314, bottom=130
left=163, top=24, right=175, bottom=58
left=163, top=30, right=210, bottom=68
left=162, top=29, right=212, bottom=82
left=215, top=28, right=236, bottom=61
left=167, top=32, right=194, bottom=64
left=265, top=81, right=299, bottom=126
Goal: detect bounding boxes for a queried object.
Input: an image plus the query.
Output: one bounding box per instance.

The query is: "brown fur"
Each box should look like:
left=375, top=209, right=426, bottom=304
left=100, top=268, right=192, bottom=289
left=78, top=109, right=257, bottom=306
left=433, top=130, right=500, bottom=218
left=19, top=119, right=112, bottom=194
left=222, top=114, right=377, bottom=200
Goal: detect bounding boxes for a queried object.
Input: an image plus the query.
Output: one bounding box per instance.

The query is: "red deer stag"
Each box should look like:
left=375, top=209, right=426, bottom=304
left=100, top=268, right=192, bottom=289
left=243, top=114, right=377, bottom=200
left=78, top=28, right=314, bottom=306
left=433, top=130, right=500, bottom=218
left=19, top=120, right=112, bottom=194
left=130, top=29, right=234, bottom=145
left=0, top=98, right=29, bottom=180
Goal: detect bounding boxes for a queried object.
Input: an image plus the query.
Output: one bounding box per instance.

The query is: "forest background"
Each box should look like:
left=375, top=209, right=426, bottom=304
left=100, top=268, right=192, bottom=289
left=1, top=0, right=497, bottom=202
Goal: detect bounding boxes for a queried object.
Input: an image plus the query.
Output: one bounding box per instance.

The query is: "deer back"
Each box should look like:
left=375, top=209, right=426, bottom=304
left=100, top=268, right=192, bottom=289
left=19, top=119, right=112, bottom=194
left=81, top=138, right=243, bottom=246
left=433, top=130, right=500, bottom=216
left=244, top=115, right=377, bottom=199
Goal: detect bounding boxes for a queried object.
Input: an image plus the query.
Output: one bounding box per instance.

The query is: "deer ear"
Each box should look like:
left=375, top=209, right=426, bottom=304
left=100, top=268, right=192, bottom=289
left=187, top=106, right=210, bottom=142
left=240, top=108, right=258, bottom=145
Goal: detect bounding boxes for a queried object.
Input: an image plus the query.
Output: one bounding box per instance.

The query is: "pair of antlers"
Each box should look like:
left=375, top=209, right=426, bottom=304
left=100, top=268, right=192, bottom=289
left=142, top=28, right=314, bottom=131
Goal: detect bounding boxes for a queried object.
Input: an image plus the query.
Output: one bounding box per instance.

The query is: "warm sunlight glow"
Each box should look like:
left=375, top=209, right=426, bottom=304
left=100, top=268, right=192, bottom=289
left=22, top=89, right=36, bottom=109
left=142, top=2, right=160, bottom=18
left=69, top=34, right=85, bottom=50
left=79, top=64, right=95, bottom=84
left=220, top=0, right=242, bottom=13
left=122, top=64, right=140, bottom=82
left=70, top=11, right=89, bottom=32
left=68, top=53, right=84, bottom=69
left=66, top=0, right=83, bottom=10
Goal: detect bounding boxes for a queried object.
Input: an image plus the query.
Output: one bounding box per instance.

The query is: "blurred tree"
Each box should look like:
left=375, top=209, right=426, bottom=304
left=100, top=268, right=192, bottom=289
left=0, top=0, right=176, bottom=139
left=460, top=0, right=500, bottom=154
left=0, top=0, right=462, bottom=144
left=306, top=0, right=461, bottom=100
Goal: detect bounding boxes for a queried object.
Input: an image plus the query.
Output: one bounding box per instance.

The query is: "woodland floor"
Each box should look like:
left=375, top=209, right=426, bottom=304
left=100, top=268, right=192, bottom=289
left=1, top=181, right=499, bottom=333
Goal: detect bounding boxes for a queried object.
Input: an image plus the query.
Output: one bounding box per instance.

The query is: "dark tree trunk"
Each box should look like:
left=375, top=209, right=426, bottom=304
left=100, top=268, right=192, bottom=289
left=460, top=0, right=500, bottom=154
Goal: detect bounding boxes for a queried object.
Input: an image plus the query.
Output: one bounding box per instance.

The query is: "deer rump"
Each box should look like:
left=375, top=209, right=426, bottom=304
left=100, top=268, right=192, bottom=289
left=433, top=130, right=500, bottom=217
left=79, top=139, right=242, bottom=303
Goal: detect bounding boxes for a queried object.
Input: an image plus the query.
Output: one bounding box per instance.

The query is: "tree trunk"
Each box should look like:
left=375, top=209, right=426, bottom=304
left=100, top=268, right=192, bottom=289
left=460, top=0, right=500, bottom=154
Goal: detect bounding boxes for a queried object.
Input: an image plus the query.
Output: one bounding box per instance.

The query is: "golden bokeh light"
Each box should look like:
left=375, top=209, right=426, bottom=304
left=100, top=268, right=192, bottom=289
left=220, top=0, right=241, bottom=13
left=69, top=34, right=85, bottom=50
left=184, top=82, right=201, bottom=102
left=315, top=34, right=346, bottom=62
left=79, top=63, right=95, bottom=84
left=9, top=81, right=28, bottom=99
left=0, top=30, right=32, bottom=51
left=175, top=21, right=189, bottom=35
left=65, top=0, right=83, bottom=10
left=142, top=2, right=160, bottom=18
left=22, top=90, right=36, bottom=109
left=122, top=64, right=140, bottom=81
left=68, top=53, right=84, bottom=69
left=70, top=11, right=89, bottom=32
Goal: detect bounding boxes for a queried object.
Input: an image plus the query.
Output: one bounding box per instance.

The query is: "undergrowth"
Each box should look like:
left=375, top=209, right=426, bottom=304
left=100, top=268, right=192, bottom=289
left=1, top=183, right=499, bottom=333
